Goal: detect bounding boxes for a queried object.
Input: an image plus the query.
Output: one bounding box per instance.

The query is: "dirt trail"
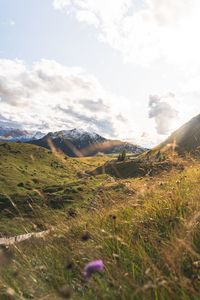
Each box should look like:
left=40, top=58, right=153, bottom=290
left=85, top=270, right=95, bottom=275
left=0, top=229, right=51, bottom=246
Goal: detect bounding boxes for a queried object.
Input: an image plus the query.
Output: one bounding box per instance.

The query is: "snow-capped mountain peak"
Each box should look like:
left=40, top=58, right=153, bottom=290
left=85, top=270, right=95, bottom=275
left=47, top=128, right=104, bottom=142
left=0, top=127, right=45, bottom=142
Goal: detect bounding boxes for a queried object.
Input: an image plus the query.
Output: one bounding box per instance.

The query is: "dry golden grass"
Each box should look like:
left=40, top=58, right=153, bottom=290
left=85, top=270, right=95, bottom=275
left=0, top=156, right=200, bottom=299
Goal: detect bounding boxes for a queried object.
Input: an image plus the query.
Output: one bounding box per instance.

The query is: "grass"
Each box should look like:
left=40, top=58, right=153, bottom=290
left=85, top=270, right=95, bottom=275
left=0, top=142, right=75, bottom=195
left=0, top=142, right=110, bottom=195
left=0, top=142, right=200, bottom=299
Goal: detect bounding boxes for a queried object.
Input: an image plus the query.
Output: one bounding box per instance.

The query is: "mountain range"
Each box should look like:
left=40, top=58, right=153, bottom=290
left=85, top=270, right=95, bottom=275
left=2, top=113, right=200, bottom=157
left=28, top=128, right=146, bottom=157
left=0, top=127, right=44, bottom=142
left=0, top=127, right=146, bottom=156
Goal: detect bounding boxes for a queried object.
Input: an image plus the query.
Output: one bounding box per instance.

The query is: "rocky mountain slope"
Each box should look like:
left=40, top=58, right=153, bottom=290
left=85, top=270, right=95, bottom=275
left=28, top=128, right=145, bottom=157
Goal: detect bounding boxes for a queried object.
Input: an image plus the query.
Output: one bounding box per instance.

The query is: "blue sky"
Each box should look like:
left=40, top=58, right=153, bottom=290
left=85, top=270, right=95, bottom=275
left=0, top=0, right=200, bottom=146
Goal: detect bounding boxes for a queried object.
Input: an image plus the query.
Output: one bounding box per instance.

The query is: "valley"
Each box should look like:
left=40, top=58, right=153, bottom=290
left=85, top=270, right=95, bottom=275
left=0, top=115, right=200, bottom=299
left=1, top=1, right=200, bottom=298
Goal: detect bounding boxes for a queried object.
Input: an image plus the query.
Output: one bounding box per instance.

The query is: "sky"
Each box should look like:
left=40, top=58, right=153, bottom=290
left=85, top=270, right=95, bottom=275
left=0, top=0, right=200, bottom=147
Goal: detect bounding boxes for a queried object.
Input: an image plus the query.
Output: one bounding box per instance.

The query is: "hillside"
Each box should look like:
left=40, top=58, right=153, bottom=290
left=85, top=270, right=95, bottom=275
left=92, top=114, right=200, bottom=179
left=0, top=142, right=76, bottom=195
left=93, top=155, right=184, bottom=178
left=0, top=154, right=200, bottom=299
left=28, top=129, right=145, bottom=157
left=0, top=142, right=111, bottom=216
left=0, top=142, right=110, bottom=195
left=158, top=113, right=200, bottom=155
left=0, top=119, right=200, bottom=299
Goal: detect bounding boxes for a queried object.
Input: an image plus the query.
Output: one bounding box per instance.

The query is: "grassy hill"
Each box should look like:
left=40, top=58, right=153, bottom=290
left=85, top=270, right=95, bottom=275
left=92, top=154, right=185, bottom=178
left=0, top=157, right=200, bottom=299
left=0, top=142, right=76, bottom=195
left=157, top=113, right=200, bottom=155
left=0, top=140, right=200, bottom=299
left=0, top=142, right=109, bottom=195
left=92, top=114, right=200, bottom=179
left=0, top=142, right=110, bottom=216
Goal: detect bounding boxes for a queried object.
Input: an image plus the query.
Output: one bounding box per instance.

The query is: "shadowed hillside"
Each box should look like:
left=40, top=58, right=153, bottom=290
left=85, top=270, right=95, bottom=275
left=157, top=113, right=200, bottom=155
left=92, top=155, right=184, bottom=178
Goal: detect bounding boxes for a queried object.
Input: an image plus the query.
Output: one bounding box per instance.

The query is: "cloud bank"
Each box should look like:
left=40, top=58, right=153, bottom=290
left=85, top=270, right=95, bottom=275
left=0, top=59, right=128, bottom=137
left=53, top=0, right=200, bottom=67
left=148, top=94, right=178, bottom=135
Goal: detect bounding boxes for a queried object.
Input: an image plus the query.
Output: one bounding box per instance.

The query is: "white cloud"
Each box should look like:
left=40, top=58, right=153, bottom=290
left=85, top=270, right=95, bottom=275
left=0, top=59, right=132, bottom=138
left=1, top=58, right=195, bottom=146
left=75, top=10, right=100, bottom=27
left=148, top=93, right=178, bottom=135
left=53, top=0, right=71, bottom=10
left=53, top=0, right=200, bottom=67
left=147, top=0, right=192, bottom=25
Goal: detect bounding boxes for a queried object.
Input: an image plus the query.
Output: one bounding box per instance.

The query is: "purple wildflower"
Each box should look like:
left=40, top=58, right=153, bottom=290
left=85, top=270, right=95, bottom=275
left=83, top=259, right=104, bottom=278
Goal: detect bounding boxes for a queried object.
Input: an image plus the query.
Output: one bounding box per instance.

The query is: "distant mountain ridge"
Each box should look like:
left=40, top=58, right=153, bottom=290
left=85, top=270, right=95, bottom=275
left=0, top=127, right=44, bottom=142
left=47, top=128, right=102, bottom=141
left=28, top=128, right=146, bottom=157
